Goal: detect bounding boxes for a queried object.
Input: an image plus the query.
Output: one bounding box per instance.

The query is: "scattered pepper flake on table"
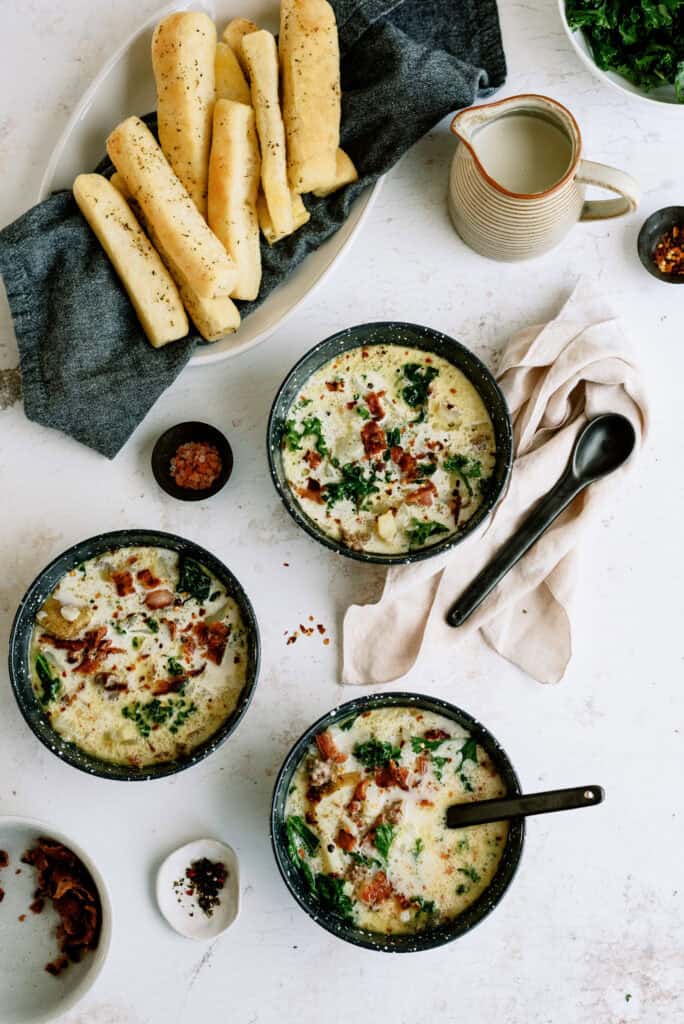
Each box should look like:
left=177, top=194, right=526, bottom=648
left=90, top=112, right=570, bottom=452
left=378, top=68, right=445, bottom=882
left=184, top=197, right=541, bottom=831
left=653, top=225, right=684, bottom=275
left=170, top=441, right=222, bottom=490
left=285, top=620, right=330, bottom=646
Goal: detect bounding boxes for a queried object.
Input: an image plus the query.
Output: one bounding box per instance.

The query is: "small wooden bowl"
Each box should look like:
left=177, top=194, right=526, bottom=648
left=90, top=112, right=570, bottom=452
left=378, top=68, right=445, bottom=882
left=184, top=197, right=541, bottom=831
left=151, top=422, right=234, bottom=500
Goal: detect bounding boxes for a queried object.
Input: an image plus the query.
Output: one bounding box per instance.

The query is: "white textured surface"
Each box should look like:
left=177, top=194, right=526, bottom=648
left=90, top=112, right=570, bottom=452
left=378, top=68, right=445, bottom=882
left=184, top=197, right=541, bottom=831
left=0, top=1, right=682, bottom=1022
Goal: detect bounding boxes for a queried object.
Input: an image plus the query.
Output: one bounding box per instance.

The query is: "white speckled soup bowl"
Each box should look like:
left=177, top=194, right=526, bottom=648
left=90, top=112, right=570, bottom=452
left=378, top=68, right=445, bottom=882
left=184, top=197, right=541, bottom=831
left=270, top=693, right=524, bottom=953
left=448, top=94, right=640, bottom=261
left=0, top=815, right=112, bottom=1024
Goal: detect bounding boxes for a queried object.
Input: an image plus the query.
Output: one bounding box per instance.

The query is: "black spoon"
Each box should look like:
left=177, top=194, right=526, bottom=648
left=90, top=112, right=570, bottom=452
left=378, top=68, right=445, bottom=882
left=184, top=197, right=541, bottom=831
left=447, top=413, right=636, bottom=628
left=446, top=784, right=604, bottom=828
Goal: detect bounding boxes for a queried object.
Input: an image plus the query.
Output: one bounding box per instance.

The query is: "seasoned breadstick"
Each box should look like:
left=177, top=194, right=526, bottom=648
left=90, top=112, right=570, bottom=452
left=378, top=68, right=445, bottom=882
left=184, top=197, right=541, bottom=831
left=73, top=173, right=188, bottom=348
left=279, top=0, right=341, bottom=193
left=215, top=42, right=251, bottom=105
left=151, top=11, right=217, bottom=216
left=312, top=148, right=358, bottom=197
left=110, top=168, right=239, bottom=341
left=222, top=18, right=259, bottom=74
left=107, top=116, right=237, bottom=300
left=257, top=189, right=310, bottom=245
left=242, top=30, right=293, bottom=238
left=208, top=100, right=261, bottom=301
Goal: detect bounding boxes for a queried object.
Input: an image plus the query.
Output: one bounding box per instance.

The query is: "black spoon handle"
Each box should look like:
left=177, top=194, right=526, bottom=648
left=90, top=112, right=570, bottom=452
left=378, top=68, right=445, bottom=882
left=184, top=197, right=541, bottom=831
left=446, top=472, right=583, bottom=627
left=446, top=785, right=604, bottom=828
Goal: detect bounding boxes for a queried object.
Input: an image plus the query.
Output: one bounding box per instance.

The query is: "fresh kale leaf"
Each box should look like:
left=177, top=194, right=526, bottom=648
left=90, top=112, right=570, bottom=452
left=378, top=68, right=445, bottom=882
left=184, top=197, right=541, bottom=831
left=374, top=823, right=396, bottom=862
left=443, top=454, right=482, bottom=497
left=284, top=417, right=329, bottom=456
left=353, top=738, right=401, bottom=770
left=356, top=405, right=370, bottom=420
left=177, top=557, right=211, bottom=603
left=406, top=518, right=449, bottom=548
left=324, top=464, right=379, bottom=510
left=412, top=896, right=437, bottom=917
left=35, top=653, right=60, bottom=705
left=348, top=851, right=382, bottom=869
left=412, top=837, right=424, bottom=861
left=167, top=657, right=184, bottom=676
left=339, top=715, right=358, bottom=732
left=411, top=735, right=448, bottom=753
left=145, top=617, right=159, bottom=633
left=400, top=363, right=439, bottom=408
left=286, top=815, right=320, bottom=857
left=458, top=865, right=481, bottom=883
left=315, top=873, right=354, bottom=921
left=459, top=737, right=478, bottom=765
left=385, top=427, right=401, bottom=448
left=431, top=755, right=449, bottom=781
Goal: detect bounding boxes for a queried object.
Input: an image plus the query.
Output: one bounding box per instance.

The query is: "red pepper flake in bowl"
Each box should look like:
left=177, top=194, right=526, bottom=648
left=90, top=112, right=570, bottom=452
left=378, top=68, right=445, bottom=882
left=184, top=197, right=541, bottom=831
left=170, top=441, right=223, bottom=491
left=654, top=225, right=684, bottom=275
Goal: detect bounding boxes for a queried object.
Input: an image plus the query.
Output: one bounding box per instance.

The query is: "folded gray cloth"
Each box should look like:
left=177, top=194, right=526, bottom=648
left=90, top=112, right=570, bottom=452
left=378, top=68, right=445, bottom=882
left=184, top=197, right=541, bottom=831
left=0, top=0, right=505, bottom=458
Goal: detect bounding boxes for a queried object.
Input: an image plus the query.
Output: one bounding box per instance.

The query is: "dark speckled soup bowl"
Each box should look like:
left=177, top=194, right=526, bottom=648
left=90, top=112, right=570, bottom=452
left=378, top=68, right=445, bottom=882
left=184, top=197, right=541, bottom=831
left=267, top=322, right=514, bottom=564
left=270, top=693, right=524, bottom=952
left=8, top=529, right=260, bottom=782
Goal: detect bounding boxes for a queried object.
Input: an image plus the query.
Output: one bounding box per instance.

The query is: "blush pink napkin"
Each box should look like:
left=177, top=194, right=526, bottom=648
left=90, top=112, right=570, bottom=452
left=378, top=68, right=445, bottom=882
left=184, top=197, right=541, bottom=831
left=342, top=280, right=649, bottom=685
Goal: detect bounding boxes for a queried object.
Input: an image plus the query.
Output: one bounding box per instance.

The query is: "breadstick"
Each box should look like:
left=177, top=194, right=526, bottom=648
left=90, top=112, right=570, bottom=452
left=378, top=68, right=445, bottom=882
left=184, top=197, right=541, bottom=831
left=242, top=30, right=293, bottom=238
left=279, top=0, right=341, bottom=193
left=222, top=18, right=259, bottom=74
left=107, top=116, right=237, bottom=300
left=312, top=148, right=358, bottom=197
left=257, top=189, right=310, bottom=245
left=151, top=11, right=217, bottom=216
left=73, top=173, right=188, bottom=348
left=109, top=168, right=239, bottom=341
left=215, top=42, right=251, bottom=105
left=208, top=100, right=261, bottom=301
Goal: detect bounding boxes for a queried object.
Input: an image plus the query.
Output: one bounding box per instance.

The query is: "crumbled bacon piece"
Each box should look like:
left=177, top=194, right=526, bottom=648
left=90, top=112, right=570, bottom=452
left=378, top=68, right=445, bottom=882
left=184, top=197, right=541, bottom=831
left=111, top=571, right=134, bottom=597
left=136, top=569, right=160, bottom=589
left=361, top=420, right=386, bottom=457
left=335, top=828, right=356, bottom=852
left=425, top=728, right=450, bottom=741
left=374, top=760, right=409, bottom=791
left=193, top=621, right=230, bottom=665
left=414, top=753, right=430, bottom=775
left=162, top=618, right=176, bottom=640
left=152, top=664, right=206, bottom=695
left=304, top=449, right=322, bottom=470
left=297, top=479, right=324, bottom=504
left=393, top=449, right=418, bottom=481
left=325, top=380, right=344, bottom=391
left=22, top=838, right=101, bottom=974
left=406, top=482, right=437, bottom=506
left=75, top=628, right=124, bottom=675
left=315, top=730, right=347, bottom=764
left=358, top=871, right=393, bottom=906
left=364, top=391, right=385, bottom=420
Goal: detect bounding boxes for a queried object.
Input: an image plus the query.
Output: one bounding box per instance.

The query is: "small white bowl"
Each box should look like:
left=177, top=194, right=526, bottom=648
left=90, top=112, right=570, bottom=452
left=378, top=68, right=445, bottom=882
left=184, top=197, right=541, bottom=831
left=0, top=816, right=112, bottom=1024
left=156, top=839, right=240, bottom=940
left=558, top=0, right=682, bottom=107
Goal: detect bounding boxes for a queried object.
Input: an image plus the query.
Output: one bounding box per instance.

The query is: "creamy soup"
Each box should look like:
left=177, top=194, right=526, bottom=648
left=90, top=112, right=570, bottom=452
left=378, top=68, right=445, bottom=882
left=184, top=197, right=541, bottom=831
left=281, top=344, right=496, bottom=554
left=284, top=707, right=508, bottom=935
left=29, top=546, right=248, bottom=767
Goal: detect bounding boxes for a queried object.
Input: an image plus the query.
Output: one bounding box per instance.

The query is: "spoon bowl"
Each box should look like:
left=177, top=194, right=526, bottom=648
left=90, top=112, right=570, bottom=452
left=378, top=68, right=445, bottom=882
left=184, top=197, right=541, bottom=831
left=571, top=413, right=636, bottom=482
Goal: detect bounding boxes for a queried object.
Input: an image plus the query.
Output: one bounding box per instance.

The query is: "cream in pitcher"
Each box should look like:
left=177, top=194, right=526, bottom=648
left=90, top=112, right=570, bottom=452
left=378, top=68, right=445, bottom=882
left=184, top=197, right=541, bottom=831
left=448, top=95, right=640, bottom=261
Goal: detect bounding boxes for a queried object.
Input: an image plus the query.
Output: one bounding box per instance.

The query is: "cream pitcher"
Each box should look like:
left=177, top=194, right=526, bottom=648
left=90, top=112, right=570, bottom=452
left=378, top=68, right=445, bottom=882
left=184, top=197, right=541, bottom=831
left=448, top=95, right=640, bottom=261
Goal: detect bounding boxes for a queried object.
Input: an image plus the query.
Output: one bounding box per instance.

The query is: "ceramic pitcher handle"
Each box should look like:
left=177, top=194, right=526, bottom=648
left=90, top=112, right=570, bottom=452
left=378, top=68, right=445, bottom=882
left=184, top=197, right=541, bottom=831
left=576, top=160, right=640, bottom=221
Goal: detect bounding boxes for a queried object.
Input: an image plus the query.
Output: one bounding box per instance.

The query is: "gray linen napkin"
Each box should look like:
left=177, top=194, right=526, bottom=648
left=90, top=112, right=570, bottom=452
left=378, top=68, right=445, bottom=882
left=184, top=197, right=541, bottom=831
left=0, top=0, right=506, bottom=458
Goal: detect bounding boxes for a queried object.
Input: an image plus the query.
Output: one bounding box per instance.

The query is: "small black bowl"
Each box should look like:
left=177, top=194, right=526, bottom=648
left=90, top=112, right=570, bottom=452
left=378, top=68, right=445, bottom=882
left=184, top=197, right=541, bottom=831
left=637, top=207, right=684, bottom=283
left=8, top=529, right=260, bottom=781
left=271, top=692, right=524, bottom=952
left=267, top=322, right=513, bottom=565
left=152, top=422, right=233, bottom=500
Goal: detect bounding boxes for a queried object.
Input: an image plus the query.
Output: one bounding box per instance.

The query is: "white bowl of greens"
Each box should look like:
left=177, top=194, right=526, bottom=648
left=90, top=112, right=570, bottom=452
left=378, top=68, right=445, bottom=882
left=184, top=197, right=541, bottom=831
left=560, top=0, right=684, bottom=106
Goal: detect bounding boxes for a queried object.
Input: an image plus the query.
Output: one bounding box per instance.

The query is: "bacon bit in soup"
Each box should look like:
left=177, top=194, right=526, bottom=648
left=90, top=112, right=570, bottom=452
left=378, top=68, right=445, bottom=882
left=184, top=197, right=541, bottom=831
left=315, top=731, right=347, bottom=763
left=654, top=225, right=684, bottom=275
left=111, top=571, right=134, bottom=597
left=335, top=828, right=356, bottom=851
left=361, top=420, right=386, bottom=457
left=170, top=441, right=223, bottom=491
left=358, top=871, right=393, bottom=906
left=137, top=569, right=160, bottom=589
